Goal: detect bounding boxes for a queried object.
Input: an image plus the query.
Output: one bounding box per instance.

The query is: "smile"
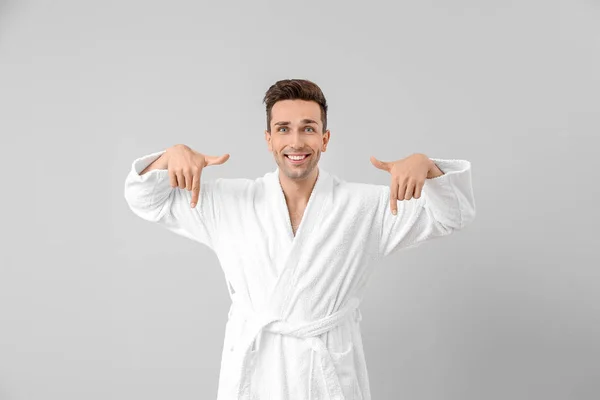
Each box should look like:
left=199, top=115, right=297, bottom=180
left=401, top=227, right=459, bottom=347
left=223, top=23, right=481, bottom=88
left=285, top=154, right=310, bottom=164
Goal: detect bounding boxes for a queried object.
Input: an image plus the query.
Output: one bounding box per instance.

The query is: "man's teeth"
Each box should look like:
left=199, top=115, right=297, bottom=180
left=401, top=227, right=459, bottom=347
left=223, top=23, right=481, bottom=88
left=287, top=155, right=307, bottom=160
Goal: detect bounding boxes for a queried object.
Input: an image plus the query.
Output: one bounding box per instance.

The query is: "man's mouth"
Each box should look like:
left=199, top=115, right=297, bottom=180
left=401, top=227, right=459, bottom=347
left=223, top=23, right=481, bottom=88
left=284, top=154, right=310, bottom=164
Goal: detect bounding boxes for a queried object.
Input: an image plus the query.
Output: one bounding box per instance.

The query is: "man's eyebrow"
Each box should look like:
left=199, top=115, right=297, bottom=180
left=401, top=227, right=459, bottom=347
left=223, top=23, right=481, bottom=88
left=273, top=119, right=319, bottom=126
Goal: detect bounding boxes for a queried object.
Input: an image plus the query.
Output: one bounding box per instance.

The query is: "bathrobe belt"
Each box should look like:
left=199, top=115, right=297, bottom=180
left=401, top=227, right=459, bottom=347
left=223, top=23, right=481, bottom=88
left=232, top=296, right=361, bottom=400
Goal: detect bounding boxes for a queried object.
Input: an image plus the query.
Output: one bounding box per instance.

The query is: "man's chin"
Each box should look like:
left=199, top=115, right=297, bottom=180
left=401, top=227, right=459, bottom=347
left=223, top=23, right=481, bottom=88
left=284, top=169, right=308, bottom=179
left=282, top=164, right=313, bottom=180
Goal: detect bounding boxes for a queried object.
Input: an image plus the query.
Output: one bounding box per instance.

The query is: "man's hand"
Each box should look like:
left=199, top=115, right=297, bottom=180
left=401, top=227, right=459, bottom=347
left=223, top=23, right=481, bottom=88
left=166, top=144, right=230, bottom=208
left=370, top=153, right=442, bottom=215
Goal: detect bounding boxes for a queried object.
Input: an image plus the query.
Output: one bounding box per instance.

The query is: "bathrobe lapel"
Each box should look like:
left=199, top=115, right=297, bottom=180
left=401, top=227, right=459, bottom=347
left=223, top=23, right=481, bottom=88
left=264, top=166, right=333, bottom=316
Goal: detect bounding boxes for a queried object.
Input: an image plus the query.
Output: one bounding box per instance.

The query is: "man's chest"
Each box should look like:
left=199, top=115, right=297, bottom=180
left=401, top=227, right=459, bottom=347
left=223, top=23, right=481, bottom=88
left=288, top=206, right=305, bottom=236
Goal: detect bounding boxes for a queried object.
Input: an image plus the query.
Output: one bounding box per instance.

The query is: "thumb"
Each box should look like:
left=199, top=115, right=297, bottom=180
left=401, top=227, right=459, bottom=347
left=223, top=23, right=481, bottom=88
left=370, top=156, right=389, bottom=171
left=204, top=153, right=230, bottom=167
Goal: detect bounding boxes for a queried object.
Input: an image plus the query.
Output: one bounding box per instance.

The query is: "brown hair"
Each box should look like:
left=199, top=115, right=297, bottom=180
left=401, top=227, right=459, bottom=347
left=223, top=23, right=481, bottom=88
left=263, top=79, right=328, bottom=133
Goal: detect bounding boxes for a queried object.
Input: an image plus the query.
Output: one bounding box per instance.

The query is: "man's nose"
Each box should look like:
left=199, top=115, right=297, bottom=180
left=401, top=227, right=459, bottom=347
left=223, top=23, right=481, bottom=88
left=289, top=130, right=304, bottom=147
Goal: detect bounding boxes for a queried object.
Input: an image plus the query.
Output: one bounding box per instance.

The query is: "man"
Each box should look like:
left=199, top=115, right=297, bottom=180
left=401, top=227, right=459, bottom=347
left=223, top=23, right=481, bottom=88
left=124, top=79, right=476, bottom=399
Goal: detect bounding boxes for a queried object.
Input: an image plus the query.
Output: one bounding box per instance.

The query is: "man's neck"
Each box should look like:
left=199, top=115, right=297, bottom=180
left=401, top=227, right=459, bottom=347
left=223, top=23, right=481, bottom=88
left=278, top=168, right=319, bottom=209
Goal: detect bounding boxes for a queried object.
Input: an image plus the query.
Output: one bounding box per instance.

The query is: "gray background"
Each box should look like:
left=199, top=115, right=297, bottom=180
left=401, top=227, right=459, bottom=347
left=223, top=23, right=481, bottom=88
left=0, top=0, right=598, bottom=399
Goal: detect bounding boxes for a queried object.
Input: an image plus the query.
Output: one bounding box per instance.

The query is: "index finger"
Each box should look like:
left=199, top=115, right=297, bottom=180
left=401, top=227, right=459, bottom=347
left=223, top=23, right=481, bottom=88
left=390, top=179, right=399, bottom=215
left=190, top=167, right=202, bottom=208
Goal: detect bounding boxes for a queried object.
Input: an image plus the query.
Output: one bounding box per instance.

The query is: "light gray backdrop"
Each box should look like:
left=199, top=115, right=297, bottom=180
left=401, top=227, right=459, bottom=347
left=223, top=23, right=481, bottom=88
left=0, top=0, right=598, bottom=399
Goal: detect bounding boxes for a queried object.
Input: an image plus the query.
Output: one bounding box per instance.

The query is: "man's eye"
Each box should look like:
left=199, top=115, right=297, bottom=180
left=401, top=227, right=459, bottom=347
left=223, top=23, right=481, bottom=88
left=277, top=126, right=315, bottom=132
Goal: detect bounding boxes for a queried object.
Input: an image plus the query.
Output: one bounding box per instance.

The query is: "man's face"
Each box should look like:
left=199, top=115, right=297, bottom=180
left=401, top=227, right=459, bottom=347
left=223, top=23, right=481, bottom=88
left=265, top=99, right=330, bottom=181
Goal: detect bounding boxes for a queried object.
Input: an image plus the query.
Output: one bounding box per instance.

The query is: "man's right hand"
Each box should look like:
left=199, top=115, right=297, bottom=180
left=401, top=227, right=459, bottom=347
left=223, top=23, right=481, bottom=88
left=165, top=144, right=230, bottom=208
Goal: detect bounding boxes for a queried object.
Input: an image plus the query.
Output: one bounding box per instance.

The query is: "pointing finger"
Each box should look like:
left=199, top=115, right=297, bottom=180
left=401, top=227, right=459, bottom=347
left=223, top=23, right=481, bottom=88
left=190, top=167, right=202, bottom=208
left=390, top=178, right=399, bottom=215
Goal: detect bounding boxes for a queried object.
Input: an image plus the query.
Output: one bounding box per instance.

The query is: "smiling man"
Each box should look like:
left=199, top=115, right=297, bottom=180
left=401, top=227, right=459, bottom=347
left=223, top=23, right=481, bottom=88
left=124, top=79, right=476, bottom=399
left=265, top=97, right=331, bottom=236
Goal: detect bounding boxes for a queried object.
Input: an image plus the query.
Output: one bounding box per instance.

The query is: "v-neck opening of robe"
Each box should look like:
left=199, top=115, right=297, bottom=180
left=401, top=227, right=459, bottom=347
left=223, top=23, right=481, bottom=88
left=272, top=166, right=323, bottom=246
left=262, top=166, right=333, bottom=317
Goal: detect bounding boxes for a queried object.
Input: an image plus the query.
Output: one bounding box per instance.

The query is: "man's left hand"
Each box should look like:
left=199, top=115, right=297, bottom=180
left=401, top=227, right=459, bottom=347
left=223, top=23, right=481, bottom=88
left=370, top=153, right=444, bottom=215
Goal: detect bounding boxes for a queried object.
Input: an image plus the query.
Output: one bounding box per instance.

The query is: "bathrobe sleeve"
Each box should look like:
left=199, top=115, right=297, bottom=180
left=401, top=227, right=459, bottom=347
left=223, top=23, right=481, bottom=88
left=124, top=149, right=221, bottom=250
left=378, top=158, right=476, bottom=258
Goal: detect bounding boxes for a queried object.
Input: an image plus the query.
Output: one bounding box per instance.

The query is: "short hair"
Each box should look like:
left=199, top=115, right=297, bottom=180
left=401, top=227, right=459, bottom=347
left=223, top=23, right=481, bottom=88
left=263, top=79, right=328, bottom=133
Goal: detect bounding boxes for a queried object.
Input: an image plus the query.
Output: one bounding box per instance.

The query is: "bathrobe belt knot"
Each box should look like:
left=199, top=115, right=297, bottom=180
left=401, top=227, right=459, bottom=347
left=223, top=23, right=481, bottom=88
left=233, top=296, right=361, bottom=400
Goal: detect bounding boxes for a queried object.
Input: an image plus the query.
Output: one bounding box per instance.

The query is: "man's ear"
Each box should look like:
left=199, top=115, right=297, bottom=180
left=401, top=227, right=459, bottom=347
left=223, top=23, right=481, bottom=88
left=264, top=130, right=272, bottom=151
left=322, top=129, right=330, bottom=152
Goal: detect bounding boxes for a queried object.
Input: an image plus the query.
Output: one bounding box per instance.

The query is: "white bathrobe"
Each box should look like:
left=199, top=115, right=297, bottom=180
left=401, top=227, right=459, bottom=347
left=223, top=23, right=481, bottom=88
left=124, top=150, right=476, bottom=400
